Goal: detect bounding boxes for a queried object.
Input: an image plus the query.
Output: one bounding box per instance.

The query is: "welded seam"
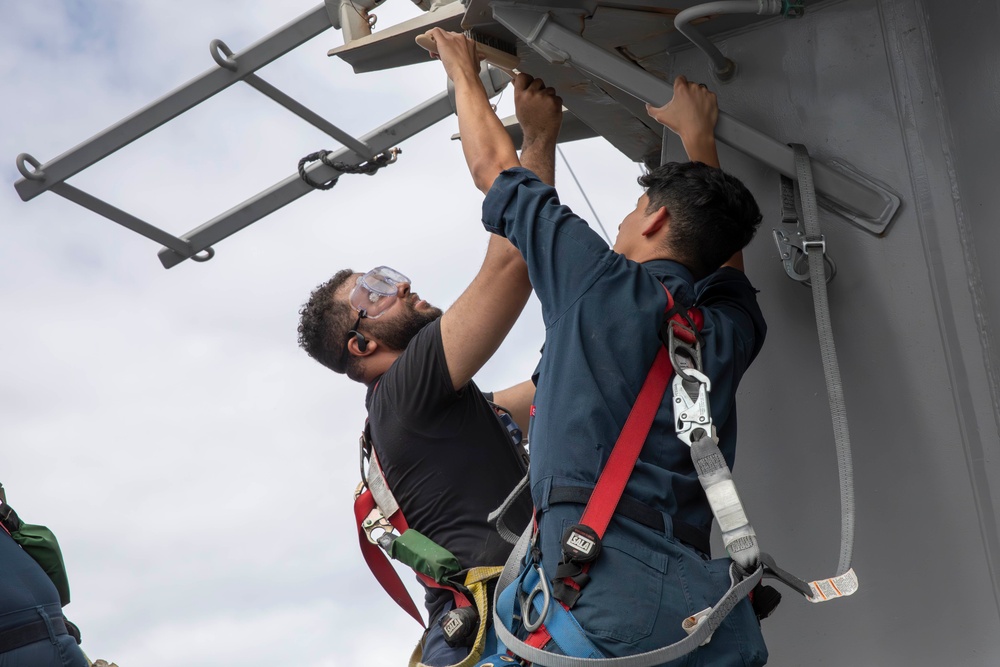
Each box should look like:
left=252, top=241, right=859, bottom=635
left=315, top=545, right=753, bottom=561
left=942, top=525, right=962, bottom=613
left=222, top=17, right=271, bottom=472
left=878, top=0, right=1000, bottom=620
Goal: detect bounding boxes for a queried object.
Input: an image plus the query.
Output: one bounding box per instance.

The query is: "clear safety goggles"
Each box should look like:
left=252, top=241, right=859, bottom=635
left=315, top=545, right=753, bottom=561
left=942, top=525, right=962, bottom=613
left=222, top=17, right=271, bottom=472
left=349, top=266, right=410, bottom=318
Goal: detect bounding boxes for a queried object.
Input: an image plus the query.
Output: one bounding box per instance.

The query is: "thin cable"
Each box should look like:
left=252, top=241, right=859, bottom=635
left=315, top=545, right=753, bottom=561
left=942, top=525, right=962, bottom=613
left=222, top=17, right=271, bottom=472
left=556, top=146, right=613, bottom=246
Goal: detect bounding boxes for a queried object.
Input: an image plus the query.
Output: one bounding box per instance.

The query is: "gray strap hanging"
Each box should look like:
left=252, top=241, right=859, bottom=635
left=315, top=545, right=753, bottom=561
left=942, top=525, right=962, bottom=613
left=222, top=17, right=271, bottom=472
left=488, top=471, right=531, bottom=545
left=491, top=518, right=763, bottom=667
left=787, top=143, right=857, bottom=577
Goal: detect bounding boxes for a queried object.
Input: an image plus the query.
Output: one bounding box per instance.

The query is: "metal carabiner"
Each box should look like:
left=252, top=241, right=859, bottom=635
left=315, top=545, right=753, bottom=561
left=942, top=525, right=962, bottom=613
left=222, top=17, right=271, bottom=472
left=672, top=369, right=715, bottom=446
left=520, top=563, right=552, bottom=633
left=666, top=320, right=702, bottom=384
left=772, top=228, right=837, bottom=285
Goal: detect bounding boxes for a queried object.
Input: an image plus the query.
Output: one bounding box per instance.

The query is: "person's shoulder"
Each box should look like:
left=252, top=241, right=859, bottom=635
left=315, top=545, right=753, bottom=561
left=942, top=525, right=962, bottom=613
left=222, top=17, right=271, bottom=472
left=695, top=266, right=757, bottom=296
left=382, top=319, right=442, bottom=381
left=484, top=167, right=553, bottom=225
left=374, top=318, right=456, bottom=416
left=641, top=259, right=697, bottom=300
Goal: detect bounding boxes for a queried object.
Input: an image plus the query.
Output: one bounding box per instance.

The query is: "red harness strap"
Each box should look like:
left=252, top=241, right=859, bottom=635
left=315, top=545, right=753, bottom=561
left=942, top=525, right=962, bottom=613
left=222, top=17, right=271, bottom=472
left=356, top=432, right=473, bottom=626
left=550, top=284, right=703, bottom=607
left=581, top=285, right=702, bottom=536
left=353, top=488, right=425, bottom=627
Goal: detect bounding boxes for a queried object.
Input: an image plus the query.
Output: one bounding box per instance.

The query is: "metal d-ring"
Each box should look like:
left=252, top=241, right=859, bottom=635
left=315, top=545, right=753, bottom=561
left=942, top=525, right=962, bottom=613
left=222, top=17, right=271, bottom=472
left=16, top=153, right=45, bottom=181
left=520, top=564, right=551, bottom=632
left=210, top=39, right=238, bottom=71
left=191, top=247, right=216, bottom=262
left=667, top=325, right=701, bottom=384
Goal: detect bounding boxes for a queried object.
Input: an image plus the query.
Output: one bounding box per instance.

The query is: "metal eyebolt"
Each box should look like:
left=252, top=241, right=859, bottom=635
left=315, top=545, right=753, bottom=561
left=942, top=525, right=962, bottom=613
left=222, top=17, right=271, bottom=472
left=16, top=153, right=45, bottom=181
left=210, top=39, right=238, bottom=72
left=191, top=247, right=216, bottom=262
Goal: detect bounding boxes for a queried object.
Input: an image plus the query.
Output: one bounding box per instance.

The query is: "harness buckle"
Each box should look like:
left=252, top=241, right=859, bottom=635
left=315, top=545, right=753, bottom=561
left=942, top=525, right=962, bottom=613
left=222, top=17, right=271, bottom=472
left=440, top=605, right=479, bottom=648
left=361, top=508, right=394, bottom=546
left=772, top=228, right=837, bottom=284
left=802, top=234, right=826, bottom=255
left=560, top=524, right=601, bottom=563
left=671, top=369, right=715, bottom=447
left=759, top=552, right=813, bottom=599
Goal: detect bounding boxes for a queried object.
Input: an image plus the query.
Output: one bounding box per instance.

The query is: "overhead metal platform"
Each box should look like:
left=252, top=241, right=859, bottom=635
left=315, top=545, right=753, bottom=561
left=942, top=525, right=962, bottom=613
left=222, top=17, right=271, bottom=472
left=14, top=0, right=898, bottom=270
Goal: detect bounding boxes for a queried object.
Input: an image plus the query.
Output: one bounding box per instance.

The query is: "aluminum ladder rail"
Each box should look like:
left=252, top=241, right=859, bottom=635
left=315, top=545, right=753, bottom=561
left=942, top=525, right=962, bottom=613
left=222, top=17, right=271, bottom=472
left=13, top=2, right=454, bottom=269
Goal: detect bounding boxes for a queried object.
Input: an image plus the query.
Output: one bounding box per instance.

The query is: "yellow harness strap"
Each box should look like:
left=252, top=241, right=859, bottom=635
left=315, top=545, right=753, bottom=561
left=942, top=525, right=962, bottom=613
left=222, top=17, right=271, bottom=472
left=409, top=566, right=504, bottom=667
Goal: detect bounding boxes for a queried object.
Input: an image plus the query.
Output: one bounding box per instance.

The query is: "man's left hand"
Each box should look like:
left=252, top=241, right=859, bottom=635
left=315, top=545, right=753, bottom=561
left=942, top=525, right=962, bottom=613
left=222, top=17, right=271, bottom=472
left=514, top=74, right=563, bottom=144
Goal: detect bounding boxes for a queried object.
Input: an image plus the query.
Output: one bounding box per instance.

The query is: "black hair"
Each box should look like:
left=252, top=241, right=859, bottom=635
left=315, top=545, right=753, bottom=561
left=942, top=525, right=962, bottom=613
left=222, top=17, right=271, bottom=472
left=297, top=269, right=364, bottom=380
left=638, top=162, right=762, bottom=279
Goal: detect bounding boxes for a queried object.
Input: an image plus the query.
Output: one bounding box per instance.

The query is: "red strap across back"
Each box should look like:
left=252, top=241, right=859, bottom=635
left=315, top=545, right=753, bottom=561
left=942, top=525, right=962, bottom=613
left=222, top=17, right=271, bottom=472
left=578, top=284, right=701, bottom=539
left=523, top=284, right=703, bottom=650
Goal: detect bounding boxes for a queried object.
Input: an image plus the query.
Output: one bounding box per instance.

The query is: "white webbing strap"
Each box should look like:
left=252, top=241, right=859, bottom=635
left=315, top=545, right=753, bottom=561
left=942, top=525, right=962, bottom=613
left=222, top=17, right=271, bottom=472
left=366, top=449, right=401, bottom=519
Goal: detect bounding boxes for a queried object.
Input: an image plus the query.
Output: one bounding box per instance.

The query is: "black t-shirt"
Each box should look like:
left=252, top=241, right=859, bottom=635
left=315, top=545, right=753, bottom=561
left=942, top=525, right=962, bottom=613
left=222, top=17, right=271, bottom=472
left=365, top=319, right=531, bottom=619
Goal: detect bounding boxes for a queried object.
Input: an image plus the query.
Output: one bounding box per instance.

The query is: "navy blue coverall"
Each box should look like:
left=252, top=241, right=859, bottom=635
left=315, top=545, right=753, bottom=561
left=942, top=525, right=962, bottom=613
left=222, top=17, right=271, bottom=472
left=482, top=168, right=769, bottom=665
left=0, top=529, right=87, bottom=667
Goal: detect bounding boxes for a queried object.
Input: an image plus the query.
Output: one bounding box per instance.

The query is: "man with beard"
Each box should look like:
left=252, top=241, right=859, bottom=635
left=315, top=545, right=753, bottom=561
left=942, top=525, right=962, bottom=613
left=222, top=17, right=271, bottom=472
left=296, top=75, right=561, bottom=666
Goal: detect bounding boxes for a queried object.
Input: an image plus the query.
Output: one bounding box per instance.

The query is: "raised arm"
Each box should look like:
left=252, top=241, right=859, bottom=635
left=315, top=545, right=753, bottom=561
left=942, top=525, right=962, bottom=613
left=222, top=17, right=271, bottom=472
left=515, top=74, right=562, bottom=186
left=422, top=29, right=521, bottom=193
left=646, top=75, right=720, bottom=168
left=492, top=379, right=535, bottom=435
left=646, top=76, right=745, bottom=271
left=422, top=34, right=563, bottom=391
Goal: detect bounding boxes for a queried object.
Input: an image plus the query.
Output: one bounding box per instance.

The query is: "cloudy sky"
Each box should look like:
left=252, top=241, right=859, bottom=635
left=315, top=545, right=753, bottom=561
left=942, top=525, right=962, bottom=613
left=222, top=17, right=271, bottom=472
left=1, top=2, right=640, bottom=665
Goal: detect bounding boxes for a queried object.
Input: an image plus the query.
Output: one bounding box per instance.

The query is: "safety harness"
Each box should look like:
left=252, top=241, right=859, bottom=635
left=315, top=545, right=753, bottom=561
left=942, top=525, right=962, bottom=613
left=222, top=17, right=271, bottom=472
left=355, top=423, right=502, bottom=667
left=354, top=390, right=529, bottom=667
left=488, top=255, right=859, bottom=665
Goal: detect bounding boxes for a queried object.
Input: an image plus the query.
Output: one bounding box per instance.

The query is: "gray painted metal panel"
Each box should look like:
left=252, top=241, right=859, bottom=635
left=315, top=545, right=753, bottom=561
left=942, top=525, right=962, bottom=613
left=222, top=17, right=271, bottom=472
left=655, top=1, right=1000, bottom=663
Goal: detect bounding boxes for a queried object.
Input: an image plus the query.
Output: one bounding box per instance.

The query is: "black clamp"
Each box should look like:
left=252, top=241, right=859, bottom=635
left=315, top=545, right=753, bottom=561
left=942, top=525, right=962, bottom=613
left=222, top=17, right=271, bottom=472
left=551, top=524, right=601, bottom=608
left=0, top=501, right=22, bottom=534
left=440, top=606, right=479, bottom=648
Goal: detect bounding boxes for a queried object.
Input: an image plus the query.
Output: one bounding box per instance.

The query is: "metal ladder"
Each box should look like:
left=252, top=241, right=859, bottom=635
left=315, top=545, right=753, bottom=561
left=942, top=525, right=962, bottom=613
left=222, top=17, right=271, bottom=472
left=13, top=0, right=902, bottom=269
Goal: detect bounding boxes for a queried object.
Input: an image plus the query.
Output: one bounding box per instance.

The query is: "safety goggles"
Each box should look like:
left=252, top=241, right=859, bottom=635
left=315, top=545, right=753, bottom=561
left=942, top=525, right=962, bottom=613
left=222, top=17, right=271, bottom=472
left=349, top=266, right=410, bottom=319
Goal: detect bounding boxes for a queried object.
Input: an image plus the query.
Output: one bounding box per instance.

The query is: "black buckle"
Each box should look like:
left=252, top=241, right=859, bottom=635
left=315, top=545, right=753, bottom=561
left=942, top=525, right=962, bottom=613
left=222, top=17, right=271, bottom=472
left=760, top=552, right=813, bottom=598
left=560, top=524, right=601, bottom=563
left=750, top=583, right=782, bottom=621
left=440, top=606, right=479, bottom=648
left=0, top=502, right=21, bottom=534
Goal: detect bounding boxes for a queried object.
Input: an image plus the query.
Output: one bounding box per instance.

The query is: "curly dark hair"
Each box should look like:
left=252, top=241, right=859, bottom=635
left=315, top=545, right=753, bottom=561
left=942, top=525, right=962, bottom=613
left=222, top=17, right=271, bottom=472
left=297, top=268, right=363, bottom=380
left=639, top=162, right=762, bottom=279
